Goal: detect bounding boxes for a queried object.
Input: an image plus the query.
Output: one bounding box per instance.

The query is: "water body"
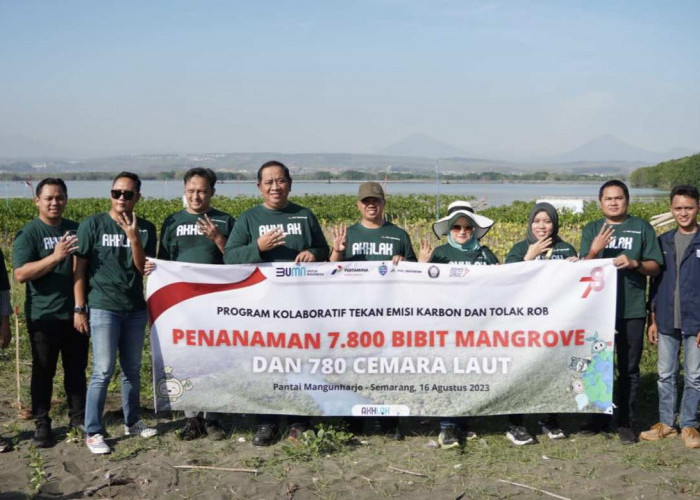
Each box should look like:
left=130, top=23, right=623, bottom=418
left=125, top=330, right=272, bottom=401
left=2, top=180, right=665, bottom=207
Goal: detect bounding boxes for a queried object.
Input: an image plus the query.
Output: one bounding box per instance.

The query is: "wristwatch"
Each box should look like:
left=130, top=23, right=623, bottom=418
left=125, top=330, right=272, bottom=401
left=74, top=305, right=88, bottom=314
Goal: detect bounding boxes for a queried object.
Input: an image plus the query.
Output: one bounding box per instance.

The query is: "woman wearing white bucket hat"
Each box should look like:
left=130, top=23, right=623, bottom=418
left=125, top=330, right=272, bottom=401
left=419, top=200, right=498, bottom=448
left=420, top=200, right=497, bottom=266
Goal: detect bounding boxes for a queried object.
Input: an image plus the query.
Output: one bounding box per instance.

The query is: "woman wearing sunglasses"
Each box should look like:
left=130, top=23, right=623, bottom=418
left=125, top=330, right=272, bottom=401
left=503, top=201, right=578, bottom=446
left=419, top=200, right=497, bottom=448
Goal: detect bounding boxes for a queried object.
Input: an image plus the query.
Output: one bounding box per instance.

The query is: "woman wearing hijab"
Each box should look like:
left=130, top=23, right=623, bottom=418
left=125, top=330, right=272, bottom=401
left=419, top=200, right=497, bottom=448
left=503, top=201, right=577, bottom=445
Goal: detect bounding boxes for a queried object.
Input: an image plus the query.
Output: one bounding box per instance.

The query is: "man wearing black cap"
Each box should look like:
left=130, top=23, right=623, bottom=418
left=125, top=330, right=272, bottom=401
left=331, top=181, right=416, bottom=439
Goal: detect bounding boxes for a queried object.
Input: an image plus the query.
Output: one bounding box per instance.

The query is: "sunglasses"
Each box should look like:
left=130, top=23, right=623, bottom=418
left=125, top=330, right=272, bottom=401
left=451, top=224, right=473, bottom=231
left=111, top=189, right=135, bottom=201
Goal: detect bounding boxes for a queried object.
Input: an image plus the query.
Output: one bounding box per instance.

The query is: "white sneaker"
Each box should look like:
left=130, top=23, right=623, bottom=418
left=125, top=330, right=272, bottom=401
left=86, top=433, right=111, bottom=454
left=124, top=420, right=157, bottom=438
left=506, top=425, right=535, bottom=446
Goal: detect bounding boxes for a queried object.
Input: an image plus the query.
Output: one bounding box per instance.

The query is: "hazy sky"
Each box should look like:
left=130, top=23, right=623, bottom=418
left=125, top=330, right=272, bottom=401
left=1, top=0, right=698, bottom=159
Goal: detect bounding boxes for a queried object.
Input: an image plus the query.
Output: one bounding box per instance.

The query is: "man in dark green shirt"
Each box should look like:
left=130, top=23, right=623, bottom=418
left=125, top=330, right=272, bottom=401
left=331, top=181, right=416, bottom=440
left=579, top=180, right=662, bottom=444
left=13, top=178, right=87, bottom=447
left=158, top=167, right=234, bottom=440
left=331, top=182, right=416, bottom=265
left=75, top=172, right=158, bottom=454
left=223, top=160, right=328, bottom=446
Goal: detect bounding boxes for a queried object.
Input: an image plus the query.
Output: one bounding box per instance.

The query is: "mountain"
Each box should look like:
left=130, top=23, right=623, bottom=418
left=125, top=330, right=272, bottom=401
left=550, top=135, right=697, bottom=164
left=550, top=135, right=656, bottom=163
left=379, top=133, right=472, bottom=159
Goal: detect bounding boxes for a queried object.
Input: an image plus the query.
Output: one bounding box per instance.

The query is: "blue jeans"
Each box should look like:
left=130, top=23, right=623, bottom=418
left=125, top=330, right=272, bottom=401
left=85, top=309, right=147, bottom=434
left=658, top=329, right=700, bottom=429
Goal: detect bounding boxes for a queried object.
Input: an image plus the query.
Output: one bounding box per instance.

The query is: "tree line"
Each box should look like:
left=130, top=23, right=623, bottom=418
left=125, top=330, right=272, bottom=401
left=629, top=153, right=700, bottom=188
left=0, top=169, right=614, bottom=183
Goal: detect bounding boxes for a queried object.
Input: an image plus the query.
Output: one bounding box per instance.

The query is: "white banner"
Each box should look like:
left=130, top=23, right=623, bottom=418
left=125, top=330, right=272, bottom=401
left=147, top=259, right=617, bottom=417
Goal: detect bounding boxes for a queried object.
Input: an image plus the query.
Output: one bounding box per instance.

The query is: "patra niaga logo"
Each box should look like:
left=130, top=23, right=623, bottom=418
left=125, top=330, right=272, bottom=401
left=449, top=267, right=469, bottom=278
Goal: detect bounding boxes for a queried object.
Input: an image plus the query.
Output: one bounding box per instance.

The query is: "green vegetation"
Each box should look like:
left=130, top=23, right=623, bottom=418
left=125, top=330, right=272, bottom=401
left=0, top=195, right=671, bottom=273
left=281, top=424, right=355, bottom=460
left=25, top=444, right=47, bottom=494
left=629, top=153, right=700, bottom=188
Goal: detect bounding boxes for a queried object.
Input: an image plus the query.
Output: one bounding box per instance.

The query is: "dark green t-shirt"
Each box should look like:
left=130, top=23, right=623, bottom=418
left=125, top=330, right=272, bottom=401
left=580, top=215, right=662, bottom=319
left=430, top=244, right=499, bottom=265
left=505, top=239, right=578, bottom=263
left=342, top=222, right=416, bottom=262
left=77, top=212, right=157, bottom=312
left=223, top=202, right=329, bottom=263
left=158, top=208, right=235, bottom=264
left=12, top=218, right=78, bottom=320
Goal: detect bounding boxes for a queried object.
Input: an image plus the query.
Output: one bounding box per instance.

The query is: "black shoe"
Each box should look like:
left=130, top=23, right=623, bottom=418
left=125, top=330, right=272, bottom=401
left=69, top=416, right=85, bottom=434
left=288, top=422, right=308, bottom=440
left=252, top=424, right=277, bottom=446
left=618, top=426, right=638, bottom=445
left=506, top=425, right=535, bottom=445
left=579, top=420, right=609, bottom=436
left=33, top=420, right=53, bottom=448
left=178, top=417, right=205, bottom=441
left=438, top=425, right=460, bottom=449
left=539, top=418, right=566, bottom=440
left=379, top=418, right=404, bottom=441
left=205, top=421, right=225, bottom=441
left=0, top=437, right=11, bottom=453
left=384, top=426, right=404, bottom=441
left=345, top=417, right=364, bottom=435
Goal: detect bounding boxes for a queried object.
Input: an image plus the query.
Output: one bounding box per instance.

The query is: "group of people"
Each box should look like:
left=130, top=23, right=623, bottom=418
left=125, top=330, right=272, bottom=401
left=0, top=161, right=698, bottom=455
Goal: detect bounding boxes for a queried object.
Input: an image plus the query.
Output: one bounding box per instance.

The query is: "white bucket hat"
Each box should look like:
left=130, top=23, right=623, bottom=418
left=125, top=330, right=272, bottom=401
left=432, top=200, right=494, bottom=240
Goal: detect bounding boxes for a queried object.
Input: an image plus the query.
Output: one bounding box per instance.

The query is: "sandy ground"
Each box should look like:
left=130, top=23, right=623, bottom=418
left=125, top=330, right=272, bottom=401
left=1, top=394, right=700, bottom=500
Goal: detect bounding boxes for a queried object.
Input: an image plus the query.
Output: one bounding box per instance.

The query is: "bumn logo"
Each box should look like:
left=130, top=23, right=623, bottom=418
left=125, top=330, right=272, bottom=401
left=276, top=266, right=307, bottom=277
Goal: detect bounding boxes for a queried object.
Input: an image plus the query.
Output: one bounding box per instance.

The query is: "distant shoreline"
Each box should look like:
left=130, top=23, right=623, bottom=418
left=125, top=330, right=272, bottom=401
left=216, top=179, right=606, bottom=185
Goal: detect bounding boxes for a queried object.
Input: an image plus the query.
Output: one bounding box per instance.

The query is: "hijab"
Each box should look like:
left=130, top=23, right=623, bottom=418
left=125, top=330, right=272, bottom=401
left=526, top=202, right=561, bottom=245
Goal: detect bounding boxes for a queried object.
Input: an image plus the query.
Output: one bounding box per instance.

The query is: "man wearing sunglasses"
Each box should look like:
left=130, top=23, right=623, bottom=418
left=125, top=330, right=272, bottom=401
left=74, top=172, right=158, bottom=454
